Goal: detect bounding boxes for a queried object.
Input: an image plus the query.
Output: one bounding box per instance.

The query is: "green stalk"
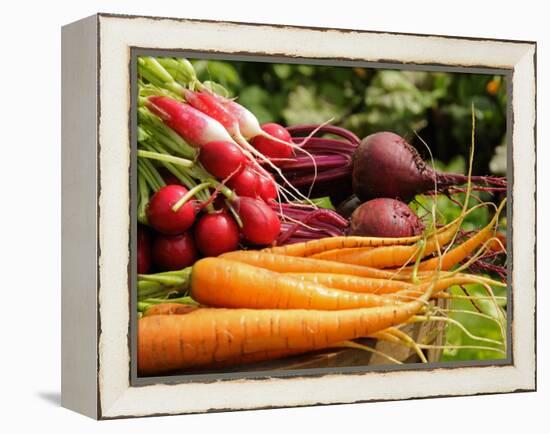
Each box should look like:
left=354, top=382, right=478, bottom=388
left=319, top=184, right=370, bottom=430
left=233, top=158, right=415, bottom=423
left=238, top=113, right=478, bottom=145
left=172, top=182, right=212, bottom=212
left=138, top=160, right=162, bottom=192
left=156, top=57, right=197, bottom=86
left=138, top=159, right=165, bottom=191
left=137, top=173, right=149, bottom=224
left=138, top=296, right=198, bottom=312
left=138, top=56, right=186, bottom=96
left=137, top=149, right=194, bottom=168
left=137, top=267, right=192, bottom=300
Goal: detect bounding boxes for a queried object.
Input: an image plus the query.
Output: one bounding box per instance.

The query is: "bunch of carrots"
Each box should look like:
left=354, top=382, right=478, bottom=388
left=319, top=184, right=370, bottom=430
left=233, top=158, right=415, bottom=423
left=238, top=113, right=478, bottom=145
left=138, top=194, right=507, bottom=375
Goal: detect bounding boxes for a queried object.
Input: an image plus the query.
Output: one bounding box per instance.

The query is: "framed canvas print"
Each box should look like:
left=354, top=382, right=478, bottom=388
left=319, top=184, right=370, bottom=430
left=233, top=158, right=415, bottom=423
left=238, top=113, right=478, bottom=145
left=61, top=13, right=536, bottom=419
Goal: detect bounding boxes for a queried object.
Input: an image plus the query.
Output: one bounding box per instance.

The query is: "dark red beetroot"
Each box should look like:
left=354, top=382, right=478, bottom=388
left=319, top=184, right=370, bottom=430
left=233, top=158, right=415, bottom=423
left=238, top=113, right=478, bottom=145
left=194, top=211, right=240, bottom=256
left=352, top=132, right=505, bottom=202
left=251, top=123, right=293, bottom=160
left=146, top=185, right=196, bottom=235
left=152, top=232, right=198, bottom=271
left=349, top=198, right=424, bottom=238
left=137, top=225, right=151, bottom=274
left=198, top=140, right=247, bottom=179
left=226, top=166, right=260, bottom=198
left=257, top=173, right=278, bottom=202
left=235, top=197, right=281, bottom=245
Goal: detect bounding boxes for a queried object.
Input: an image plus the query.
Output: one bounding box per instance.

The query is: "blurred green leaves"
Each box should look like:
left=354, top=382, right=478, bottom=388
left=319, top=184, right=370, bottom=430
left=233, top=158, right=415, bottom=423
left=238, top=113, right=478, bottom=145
left=189, top=58, right=506, bottom=175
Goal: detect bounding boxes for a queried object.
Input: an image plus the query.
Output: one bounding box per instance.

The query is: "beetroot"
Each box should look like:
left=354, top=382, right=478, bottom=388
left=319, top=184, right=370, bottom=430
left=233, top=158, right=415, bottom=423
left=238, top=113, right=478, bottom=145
left=235, top=197, right=281, bottom=245
left=194, top=211, right=240, bottom=256
left=198, top=140, right=247, bottom=179
left=349, top=198, right=424, bottom=238
left=152, top=232, right=198, bottom=271
left=352, top=132, right=505, bottom=202
left=146, top=185, right=196, bottom=235
left=137, top=225, right=151, bottom=274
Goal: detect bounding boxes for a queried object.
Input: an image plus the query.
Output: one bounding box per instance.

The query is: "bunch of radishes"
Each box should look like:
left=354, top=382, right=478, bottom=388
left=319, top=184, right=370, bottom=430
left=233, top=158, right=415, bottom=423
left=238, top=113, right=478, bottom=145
left=137, top=57, right=348, bottom=273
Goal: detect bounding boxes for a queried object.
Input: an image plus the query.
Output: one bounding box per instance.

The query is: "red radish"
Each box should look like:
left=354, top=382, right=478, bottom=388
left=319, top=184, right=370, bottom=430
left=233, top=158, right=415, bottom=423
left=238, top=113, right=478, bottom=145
left=352, top=132, right=506, bottom=202
left=146, top=185, right=196, bottom=235
left=349, top=198, right=424, bottom=238
left=137, top=225, right=152, bottom=274
left=194, top=211, right=240, bottom=256
left=152, top=232, right=198, bottom=271
left=198, top=140, right=247, bottom=179
left=147, top=96, right=234, bottom=147
left=186, top=89, right=316, bottom=205
left=251, top=123, right=293, bottom=159
left=234, top=197, right=281, bottom=245
left=227, top=166, right=259, bottom=198
left=209, top=91, right=271, bottom=140
left=257, top=173, right=278, bottom=202
left=183, top=89, right=239, bottom=136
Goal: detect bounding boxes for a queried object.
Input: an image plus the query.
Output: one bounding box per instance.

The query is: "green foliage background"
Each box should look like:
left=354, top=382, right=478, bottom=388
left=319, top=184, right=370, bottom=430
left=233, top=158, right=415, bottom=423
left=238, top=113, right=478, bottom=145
left=192, top=59, right=507, bottom=175
left=191, top=58, right=508, bottom=362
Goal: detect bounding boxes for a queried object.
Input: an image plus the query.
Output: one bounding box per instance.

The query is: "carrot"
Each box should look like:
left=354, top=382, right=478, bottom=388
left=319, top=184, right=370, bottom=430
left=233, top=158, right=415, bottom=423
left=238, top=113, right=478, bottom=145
left=137, top=289, right=431, bottom=374
left=266, top=235, right=418, bottom=257
left=307, top=211, right=472, bottom=268
left=284, top=273, right=411, bottom=294
left=414, top=200, right=505, bottom=272
left=285, top=272, right=482, bottom=295
left=264, top=211, right=468, bottom=258
left=143, top=303, right=199, bottom=317
left=220, top=250, right=406, bottom=280
left=190, top=258, right=401, bottom=310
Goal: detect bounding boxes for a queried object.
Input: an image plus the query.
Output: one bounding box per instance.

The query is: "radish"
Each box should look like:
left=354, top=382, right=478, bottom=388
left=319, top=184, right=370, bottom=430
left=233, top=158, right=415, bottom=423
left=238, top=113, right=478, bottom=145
left=182, top=88, right=317, bottom=204
left=146, top=185, right=196, bottom=234
left=198, top=140, right=246, bottom=179
left=194, top=211, right=240, bottom=256
left=234, top=197, right=281, bottom=245
left=147, top=96, right=234, bottom=147
left=349, top=198, right=424, bottom=238
left=257, top=173, right=278, bottom=202
left=352, top=132, right=506, bottom=202
left=152, top=232, right=198, bottom=271
left=183, top=89, right=239, bottom=136
left=137, top=225, right=152, bottom=274
left=226, top=166, right=260, bottom=198
left=251, top=123, right=293, bottom=160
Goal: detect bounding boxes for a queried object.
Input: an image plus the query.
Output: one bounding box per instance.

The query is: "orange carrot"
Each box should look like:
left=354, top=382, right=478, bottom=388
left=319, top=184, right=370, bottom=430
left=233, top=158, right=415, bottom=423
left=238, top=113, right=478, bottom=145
left=308, top=220, right=463, bottom=268
left=190, top=258, right=401, bottom=310
left=415, top=202, right=504, bottom=272
left=265, top=235, right=416, bottom=257
left=284, top=273, right=411, bottom=294
left=220, top=250, right=405, bottom=280
left=285, top=272, right=481, bottom=295
left=143, top=303, right=199, bottom=317
left=264, top=213, right=467, bottom=258
left=137, top=291, right=430, bottom=375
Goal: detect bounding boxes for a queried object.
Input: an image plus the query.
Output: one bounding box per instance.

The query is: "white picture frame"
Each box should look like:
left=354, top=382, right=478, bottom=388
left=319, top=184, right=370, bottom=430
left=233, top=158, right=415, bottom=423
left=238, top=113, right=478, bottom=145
left=61, top=13, right=536, bottom=419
